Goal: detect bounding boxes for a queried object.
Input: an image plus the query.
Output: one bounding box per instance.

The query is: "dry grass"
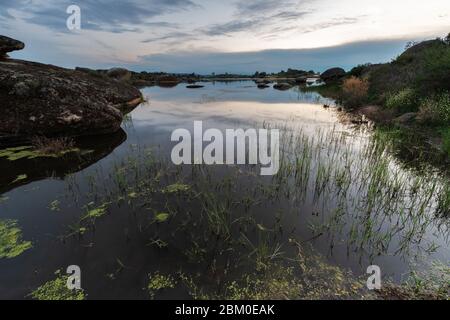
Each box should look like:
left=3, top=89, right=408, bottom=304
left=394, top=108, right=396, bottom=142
left=342, top=76, right=369, bottom=107
left=31, top=136, right=75, bottom=154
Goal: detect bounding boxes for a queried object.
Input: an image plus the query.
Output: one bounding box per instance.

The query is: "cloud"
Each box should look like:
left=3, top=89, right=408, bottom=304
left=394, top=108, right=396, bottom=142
left=0, top=0, right=198, bottom=33
left=132, top=39, right=409, bottom=74
left=142, top=32, right=196, bottom=43
left=235, top=0, right=298, bottom=16
left=298, top=17, right=363, bottom=34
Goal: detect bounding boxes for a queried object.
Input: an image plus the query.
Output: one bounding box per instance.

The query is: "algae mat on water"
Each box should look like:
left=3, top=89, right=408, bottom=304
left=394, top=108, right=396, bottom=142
left=0, top=219, right=32, bottom=259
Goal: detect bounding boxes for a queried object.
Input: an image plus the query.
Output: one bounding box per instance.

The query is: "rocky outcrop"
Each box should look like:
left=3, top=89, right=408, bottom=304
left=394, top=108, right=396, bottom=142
left=107, top=67, right=131, bottom=82
left=320, top=67, right=346, bottom=83
left=0, top=36, right=142, bottom=147
left=0, top=36, right=24, bottom=60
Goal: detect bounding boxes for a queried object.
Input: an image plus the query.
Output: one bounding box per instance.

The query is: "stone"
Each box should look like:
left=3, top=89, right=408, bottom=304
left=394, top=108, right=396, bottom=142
left=0, top=35, right=25, bottom=59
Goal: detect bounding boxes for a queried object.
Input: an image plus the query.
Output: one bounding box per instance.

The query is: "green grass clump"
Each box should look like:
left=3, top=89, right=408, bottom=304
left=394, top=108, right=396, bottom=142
left=30, top=271, right=85, bottom=300
left=419, top=93, right=450, bottom=124
left=386, top=88, right=418, bottom=113
left=0, top=219, right=32, bottom=259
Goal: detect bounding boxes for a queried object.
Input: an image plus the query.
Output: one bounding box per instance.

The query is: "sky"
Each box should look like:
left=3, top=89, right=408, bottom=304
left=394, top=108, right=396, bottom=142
left=1, top=0, right=449, bottom=74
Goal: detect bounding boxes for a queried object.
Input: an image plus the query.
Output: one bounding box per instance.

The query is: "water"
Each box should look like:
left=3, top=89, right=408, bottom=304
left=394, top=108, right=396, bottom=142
left=0, top=81, right=448, bottom=299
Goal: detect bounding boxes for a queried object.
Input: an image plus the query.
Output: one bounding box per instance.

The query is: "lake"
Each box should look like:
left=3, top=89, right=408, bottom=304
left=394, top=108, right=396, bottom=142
left=0, top=81, right=448, bottom=299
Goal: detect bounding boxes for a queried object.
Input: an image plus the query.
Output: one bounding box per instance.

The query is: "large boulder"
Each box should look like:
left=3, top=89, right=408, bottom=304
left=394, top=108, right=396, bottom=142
left=0, top=35, right=25, bottom=59
left=0, top=57, right=142, bottom=146
left=320, top=67, right=346, bottom=83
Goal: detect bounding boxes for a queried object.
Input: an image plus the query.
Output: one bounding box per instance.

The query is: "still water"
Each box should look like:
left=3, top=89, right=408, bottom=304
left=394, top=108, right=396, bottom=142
left=0, top=81, right=448, bottom=299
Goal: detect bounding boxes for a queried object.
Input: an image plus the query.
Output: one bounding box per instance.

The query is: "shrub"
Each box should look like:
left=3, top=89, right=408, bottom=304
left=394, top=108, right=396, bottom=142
left=348, top=63, right=371, bottom=77
left=442, top=127, right=450, bottom=157
left=385, top=88, right=418, bottom=113
left=341, top=76, right=369, bottom=107
left=415, top=41, right=450, bottom=94
left=418, top=92, right=450, bottom=124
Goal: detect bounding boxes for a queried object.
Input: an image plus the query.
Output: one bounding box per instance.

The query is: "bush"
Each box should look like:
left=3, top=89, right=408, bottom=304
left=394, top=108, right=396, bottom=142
left=342, top=76, right=369, bottom=107
left=418, top=92, right=450, bottom=124
left=385, top=88, right=418, bottom=113
left=348, top=63, right=371, bottom=77
left=442, top=127, right=450, bottom=156
left=415, top=41, right=450, bottom=94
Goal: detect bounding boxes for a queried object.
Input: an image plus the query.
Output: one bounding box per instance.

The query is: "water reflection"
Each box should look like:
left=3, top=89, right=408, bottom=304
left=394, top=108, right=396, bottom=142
left=0, top=129, right=127, bottom=194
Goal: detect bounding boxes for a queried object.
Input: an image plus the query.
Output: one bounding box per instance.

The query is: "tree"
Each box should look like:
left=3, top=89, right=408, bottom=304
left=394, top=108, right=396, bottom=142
left=444, top=33, right=450, bottom=45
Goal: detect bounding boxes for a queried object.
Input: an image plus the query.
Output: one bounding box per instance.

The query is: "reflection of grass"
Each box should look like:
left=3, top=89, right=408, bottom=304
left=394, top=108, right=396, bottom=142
left=0, top=219, right=32, bottom=259
left=58, top=123, right=449, bottom=300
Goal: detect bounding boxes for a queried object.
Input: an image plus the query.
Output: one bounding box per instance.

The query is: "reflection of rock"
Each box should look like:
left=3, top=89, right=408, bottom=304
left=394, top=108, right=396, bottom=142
left=0, top=129, right=127, bottom=194
left=0, top=35, right=24, bottom=60
left=157, top=75, right=180, bottom=87
left=393, top=112, right=417, bottom=124
left=257, top=84, right=270, bottom=89
left=0, top=36, right=142, bottom=147
left=273, top=83, right=292, bottom=90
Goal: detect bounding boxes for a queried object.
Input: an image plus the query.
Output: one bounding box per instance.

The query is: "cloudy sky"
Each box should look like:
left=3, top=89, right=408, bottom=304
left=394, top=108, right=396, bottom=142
left=1, top=0, right=449, bottom=73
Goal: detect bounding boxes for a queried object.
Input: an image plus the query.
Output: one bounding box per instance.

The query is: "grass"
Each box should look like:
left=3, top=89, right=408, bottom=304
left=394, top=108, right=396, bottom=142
left=49, top=120, right=449, bottom=300
left=443, top=127, right=450, bottom=156
left=31, top=136, right=75, bottom=154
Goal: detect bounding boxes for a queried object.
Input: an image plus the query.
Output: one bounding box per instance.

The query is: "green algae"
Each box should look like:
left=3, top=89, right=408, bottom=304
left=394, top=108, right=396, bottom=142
left=162, top=183, right=190, bottom=194
left=154, top=212, right=170, bottom=223
left=147, top=272, right=177, bottom=299
left=0, top=219, right=32, bottom=259
left=30, top=271, right=85, bottom=300
left=0, top=146, right=83, bottom=161
left=11, top=174, right=27, bottom=184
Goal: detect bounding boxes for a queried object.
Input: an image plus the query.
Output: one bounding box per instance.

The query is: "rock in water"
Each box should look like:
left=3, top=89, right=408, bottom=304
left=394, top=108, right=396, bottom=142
left=320, top=67, right=346, bottom=83
left=0, top=35, right=25, bottom=59
left=273, top=83, right=292, bottom=90
left=0, top=58, right=142, bottom=146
